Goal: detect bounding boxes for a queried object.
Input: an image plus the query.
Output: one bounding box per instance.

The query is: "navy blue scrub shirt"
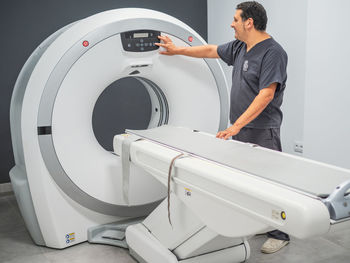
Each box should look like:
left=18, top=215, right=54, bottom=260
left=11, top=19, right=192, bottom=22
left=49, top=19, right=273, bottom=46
left=217, top=38, right=288, bottom=129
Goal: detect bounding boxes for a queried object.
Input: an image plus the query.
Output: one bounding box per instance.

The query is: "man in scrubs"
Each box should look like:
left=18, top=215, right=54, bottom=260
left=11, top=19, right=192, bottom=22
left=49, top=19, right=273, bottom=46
left=156, top=1, right=288, bottom=254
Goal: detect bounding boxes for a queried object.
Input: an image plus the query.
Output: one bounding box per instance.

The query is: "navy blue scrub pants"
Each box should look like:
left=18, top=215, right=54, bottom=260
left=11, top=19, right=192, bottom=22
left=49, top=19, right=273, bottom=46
left=232, top=127, right=290, bottom=241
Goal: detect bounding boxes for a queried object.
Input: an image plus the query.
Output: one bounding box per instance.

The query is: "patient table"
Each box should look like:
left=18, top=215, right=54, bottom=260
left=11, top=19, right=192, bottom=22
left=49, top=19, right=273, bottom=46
left=114, top=125, right=350, bottom=263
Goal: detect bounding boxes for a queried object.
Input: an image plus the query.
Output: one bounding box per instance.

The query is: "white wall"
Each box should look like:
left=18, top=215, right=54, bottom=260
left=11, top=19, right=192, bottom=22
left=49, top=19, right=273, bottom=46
left=208, top=0, right=308, bottom=155
left=207, top=1, right=236, bottom=89
left=303, top=0, right=350, bottom=168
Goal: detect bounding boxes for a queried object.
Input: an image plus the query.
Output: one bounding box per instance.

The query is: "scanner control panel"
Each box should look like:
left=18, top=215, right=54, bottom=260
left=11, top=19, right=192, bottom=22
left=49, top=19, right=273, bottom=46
left=121, top=30, right=160, bottom=52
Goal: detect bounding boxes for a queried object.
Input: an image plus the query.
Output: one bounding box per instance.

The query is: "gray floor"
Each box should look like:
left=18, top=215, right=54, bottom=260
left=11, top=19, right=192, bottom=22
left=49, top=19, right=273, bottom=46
left=1, top=193, right=350, bottom=263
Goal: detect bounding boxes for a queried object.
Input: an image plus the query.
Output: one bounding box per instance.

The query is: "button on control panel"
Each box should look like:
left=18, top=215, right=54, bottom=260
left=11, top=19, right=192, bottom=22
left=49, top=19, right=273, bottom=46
left=121, top=30, right=160, bottom=52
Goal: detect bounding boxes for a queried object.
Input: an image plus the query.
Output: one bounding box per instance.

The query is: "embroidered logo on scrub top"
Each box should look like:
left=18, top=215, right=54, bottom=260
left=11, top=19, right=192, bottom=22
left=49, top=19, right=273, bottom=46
left=243, top=60, right=249, bottom=71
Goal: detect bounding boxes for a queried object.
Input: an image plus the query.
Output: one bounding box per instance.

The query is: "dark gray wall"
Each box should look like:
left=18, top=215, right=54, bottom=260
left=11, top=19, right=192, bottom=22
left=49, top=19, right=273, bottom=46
left=0, top=0, right=207, bottom=184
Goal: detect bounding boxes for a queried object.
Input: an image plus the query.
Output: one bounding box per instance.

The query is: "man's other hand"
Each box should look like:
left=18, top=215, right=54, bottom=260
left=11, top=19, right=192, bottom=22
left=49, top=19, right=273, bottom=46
left=216, top=125, right=241, bottom=140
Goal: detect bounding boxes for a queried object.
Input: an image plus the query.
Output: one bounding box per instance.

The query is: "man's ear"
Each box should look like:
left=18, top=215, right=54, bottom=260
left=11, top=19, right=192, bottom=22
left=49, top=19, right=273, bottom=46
left=246, top=18, right=254, bottom=30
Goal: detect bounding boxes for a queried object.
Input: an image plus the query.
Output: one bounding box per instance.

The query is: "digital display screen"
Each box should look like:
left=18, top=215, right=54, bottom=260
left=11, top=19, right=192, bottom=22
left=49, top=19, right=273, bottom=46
left=133, top=32, right=149, bottom=38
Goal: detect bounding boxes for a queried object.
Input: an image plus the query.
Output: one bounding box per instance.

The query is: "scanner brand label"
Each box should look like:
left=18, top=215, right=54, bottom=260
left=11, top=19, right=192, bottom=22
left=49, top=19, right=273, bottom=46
left=184, top=187, right=192, bottom=197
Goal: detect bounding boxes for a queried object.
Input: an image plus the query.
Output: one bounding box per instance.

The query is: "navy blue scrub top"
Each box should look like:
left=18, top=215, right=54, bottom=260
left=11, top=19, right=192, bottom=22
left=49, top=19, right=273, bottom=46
left=217, top=38, right=288, bottom=129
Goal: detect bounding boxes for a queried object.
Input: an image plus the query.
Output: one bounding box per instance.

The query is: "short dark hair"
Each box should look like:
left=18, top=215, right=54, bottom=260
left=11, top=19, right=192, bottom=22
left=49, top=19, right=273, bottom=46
left=236, top=1, right=267, bottom=31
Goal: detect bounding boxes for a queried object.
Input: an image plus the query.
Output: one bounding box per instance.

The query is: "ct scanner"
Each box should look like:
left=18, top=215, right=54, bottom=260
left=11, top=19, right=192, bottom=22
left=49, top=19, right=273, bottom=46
left=9, top=8, right=350, bottom=263
left=10, top=7, right=228, bottom=249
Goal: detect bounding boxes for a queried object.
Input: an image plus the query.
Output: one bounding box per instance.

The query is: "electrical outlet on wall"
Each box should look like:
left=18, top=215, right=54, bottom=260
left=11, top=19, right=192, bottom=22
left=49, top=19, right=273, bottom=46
left=294, top=141, right=303, bottom=154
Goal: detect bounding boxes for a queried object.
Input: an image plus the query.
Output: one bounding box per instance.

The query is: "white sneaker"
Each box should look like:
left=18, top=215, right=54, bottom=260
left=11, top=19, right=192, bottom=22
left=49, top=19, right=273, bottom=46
left=261, top=238, right=289, bottom=254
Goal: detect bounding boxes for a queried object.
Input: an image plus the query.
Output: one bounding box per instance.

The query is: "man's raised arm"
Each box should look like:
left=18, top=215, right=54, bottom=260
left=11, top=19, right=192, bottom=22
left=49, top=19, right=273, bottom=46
left=155, top=35, right=219, bottom=58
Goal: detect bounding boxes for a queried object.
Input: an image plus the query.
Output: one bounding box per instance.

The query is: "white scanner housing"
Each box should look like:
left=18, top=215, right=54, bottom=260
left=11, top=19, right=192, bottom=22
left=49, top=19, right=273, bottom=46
left=9, top=8, right=229, bottom=249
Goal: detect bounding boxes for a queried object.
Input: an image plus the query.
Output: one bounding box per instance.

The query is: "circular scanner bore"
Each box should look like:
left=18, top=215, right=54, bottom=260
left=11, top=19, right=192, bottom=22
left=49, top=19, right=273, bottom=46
left=92, top=77, right=152, bottom=151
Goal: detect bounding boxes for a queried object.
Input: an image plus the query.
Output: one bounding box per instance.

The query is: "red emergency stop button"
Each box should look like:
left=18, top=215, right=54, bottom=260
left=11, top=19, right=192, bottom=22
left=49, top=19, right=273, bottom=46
left=82, top=40, right=89, bottom=47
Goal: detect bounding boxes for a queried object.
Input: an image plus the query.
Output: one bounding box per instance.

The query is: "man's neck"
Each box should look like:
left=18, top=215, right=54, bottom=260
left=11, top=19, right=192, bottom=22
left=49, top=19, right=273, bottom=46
left=245, top=31, right=270, bottom=52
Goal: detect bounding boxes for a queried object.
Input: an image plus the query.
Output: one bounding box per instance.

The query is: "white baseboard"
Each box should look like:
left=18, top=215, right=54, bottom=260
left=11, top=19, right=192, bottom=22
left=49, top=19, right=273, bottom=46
left=0, top=183, right=13, bottom=194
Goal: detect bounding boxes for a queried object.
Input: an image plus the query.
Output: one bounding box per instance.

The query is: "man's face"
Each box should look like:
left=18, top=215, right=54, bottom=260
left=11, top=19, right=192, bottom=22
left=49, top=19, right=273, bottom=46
left=231, top=9, right=247, bottom=41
